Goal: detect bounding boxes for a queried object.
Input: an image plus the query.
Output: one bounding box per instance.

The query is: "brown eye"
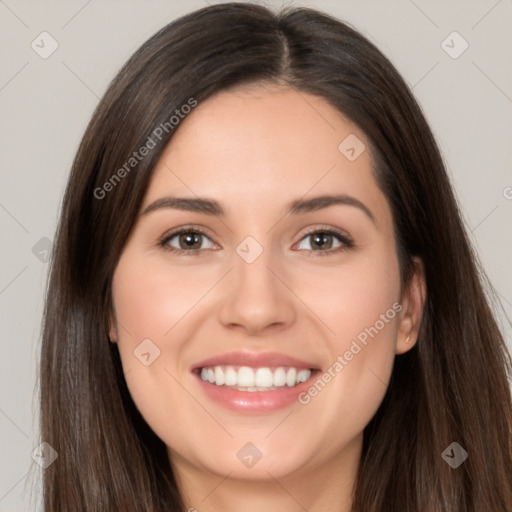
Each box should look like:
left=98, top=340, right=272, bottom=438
left=308, top=232, right=336, bottom=250
left=176, top=232, right=203, bottom=250
left=160, top=229, right=216, bottom=253
left=296, top=228, right=353, bottom=254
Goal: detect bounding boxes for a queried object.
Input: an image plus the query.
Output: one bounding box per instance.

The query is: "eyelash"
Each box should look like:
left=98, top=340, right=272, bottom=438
left=158, top=225, right=354, bottom=257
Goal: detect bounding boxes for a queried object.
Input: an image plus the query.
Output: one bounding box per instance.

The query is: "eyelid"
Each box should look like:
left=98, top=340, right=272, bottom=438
left=298, top=224, right=353, bottom=244
left=158, top=225, right=217, bottom=255
left=293, top=225, right=354, bottom=256
left=160, top=224, right=214, bottom=241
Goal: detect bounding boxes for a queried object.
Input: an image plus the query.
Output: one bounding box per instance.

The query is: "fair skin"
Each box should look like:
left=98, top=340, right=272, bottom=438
left=109, top=83, right=426, bottom=512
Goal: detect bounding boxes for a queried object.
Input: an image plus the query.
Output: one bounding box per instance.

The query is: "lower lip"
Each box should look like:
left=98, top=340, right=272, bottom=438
left=193, top=371, right=318, bottom=414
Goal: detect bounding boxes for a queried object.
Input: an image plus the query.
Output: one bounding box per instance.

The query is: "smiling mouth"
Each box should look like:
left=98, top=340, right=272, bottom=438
left=196, top=365, right=316, bottom=391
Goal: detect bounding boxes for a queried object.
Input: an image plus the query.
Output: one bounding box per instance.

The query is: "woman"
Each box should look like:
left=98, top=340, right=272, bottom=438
left=39, top=2, right=512, bottom=511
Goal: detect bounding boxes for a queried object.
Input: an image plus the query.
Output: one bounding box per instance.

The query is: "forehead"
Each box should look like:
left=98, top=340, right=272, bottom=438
left=142, top=84, right=391, bottom=226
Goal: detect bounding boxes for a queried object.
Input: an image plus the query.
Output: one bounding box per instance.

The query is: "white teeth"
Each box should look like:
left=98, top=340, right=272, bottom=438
left=297, top=369, right=310, bottom=383
left=199, top=365, right=312, bottom=390
left=225, top=367, right=237, bottom=386
left=237, top=366, right=255, bottom=387
left=215, top=366, right=225, bottom=386
left=286, top=368, right=297, bottom=387
left=273, top=367, right=287, bottom=387
left=255, top=368, right=273, bottom=387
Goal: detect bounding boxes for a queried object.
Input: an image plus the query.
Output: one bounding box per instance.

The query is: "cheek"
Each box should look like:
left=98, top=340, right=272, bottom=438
left=110, top=252, right=208, bottom=447
left=306, top=242, right=401, bottom=351
left=111, top=251, right=213, bottom=343
left=295, top=243, right=401, bottom=435
left=296, top=245, right=402, bottom=402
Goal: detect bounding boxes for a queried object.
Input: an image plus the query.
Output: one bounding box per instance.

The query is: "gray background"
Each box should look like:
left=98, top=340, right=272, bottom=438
left=0, top=0, right=511, bottom=510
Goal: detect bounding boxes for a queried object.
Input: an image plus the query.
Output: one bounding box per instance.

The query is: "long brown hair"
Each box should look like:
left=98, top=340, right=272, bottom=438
left=39, top=2, right=512, bottom=510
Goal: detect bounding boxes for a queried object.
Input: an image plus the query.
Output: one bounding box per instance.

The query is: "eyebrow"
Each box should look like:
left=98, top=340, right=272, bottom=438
left=141, top=194, right=377, bottom=226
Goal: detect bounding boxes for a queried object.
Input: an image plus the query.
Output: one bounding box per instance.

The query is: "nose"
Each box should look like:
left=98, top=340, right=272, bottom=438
left=218, top=243, right=297, bottom=336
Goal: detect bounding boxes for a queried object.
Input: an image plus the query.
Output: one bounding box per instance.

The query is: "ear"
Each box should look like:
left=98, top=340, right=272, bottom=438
left=109, top=311, right=119, bottom=343
left=396, top=256, right=426, bottom=354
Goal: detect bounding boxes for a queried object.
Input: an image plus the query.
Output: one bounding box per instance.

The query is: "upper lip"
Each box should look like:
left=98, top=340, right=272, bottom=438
left=192, top=351, right=319, bottom=371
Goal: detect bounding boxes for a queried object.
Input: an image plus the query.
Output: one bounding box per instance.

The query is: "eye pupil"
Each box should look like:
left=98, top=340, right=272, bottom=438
left=180, top=232, right=201, bottom=249
left=311, top=232, right=333, bottom=250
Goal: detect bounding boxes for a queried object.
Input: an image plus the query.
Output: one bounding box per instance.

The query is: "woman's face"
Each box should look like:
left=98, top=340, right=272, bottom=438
left=110, top=84, right=422, bottom=484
